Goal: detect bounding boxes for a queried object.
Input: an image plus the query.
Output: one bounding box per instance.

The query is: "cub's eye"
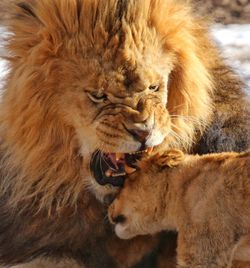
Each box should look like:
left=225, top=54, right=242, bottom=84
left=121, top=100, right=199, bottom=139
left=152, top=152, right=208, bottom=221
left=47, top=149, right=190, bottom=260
left=87, top=91, right=108, bottom=103
left=148, top=84, right=160, bottom=92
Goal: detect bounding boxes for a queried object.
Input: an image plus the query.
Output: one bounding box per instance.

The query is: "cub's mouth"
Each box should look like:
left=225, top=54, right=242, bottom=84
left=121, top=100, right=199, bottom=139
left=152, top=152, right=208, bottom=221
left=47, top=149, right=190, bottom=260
left=90, top=149, right=153, bottom=187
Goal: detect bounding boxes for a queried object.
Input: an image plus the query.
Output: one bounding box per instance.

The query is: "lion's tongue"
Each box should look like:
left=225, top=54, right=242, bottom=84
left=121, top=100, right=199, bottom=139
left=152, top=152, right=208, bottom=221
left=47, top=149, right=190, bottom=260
left=105, top=153, right=136, bottom=177
left=107, top=153, right=124, bottom=169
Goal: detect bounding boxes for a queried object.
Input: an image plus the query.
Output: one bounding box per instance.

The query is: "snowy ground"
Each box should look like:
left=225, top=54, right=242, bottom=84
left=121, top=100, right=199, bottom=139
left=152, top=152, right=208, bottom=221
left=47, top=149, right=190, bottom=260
left=0, top=26, right=9, bottom=91
left=0, top=24, right=250, bottom=93
left=211, top=24, right=250, bottom=93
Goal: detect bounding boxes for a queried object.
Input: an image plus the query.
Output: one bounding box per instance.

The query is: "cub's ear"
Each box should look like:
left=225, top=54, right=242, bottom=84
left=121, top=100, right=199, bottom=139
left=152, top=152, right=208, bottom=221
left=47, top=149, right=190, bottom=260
left=153, top=149, right=184, bottom=168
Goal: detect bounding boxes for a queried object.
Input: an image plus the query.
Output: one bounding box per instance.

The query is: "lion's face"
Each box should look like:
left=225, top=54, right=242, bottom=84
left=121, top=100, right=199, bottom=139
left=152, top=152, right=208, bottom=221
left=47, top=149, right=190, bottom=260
left=57, top=33, right=172, bottom=199
left=3, top=0, right=213, bottom=206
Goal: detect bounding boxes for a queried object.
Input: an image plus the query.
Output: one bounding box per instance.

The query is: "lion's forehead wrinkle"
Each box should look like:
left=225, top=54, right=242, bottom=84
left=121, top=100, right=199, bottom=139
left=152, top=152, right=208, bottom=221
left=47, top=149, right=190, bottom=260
left=77, top=53, right=167, bottom=97
left=64, top=2, right=158, bottom=60
left=57, top=25, right=171, bottom=95
left=63, top=5, right=168, bottom=82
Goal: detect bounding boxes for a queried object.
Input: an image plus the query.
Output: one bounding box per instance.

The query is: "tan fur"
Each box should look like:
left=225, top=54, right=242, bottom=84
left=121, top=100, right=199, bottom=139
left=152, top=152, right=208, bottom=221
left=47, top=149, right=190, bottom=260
left=0, top=0, right=249, bottom=267
left=109, top=150, right=250, bottom=267
left=0, top=0, right=215, bottom=211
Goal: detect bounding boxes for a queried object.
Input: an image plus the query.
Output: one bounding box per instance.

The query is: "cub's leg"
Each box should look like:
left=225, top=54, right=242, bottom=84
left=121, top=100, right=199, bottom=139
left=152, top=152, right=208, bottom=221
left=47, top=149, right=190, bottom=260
left=177, top=231, right=235, bottom=268
left=152, top=149, right=184, bottom=168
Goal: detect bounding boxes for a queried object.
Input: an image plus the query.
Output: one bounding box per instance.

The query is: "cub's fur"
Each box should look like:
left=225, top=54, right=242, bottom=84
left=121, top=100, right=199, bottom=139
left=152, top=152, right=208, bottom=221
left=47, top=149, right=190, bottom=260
left=0, top=0, right=249, bottom=267
left=109, top=150, right=250, bottom=267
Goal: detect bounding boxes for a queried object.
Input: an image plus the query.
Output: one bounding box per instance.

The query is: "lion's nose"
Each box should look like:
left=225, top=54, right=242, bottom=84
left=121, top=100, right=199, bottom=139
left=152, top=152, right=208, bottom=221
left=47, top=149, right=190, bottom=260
left=127, top=129, right=150, bottom=144
left=110, top=214, right=126, bottom=224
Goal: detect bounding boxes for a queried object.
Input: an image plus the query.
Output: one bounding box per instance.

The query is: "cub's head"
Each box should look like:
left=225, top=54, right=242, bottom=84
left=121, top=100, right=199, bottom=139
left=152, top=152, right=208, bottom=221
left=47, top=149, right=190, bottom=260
left=108, top=149, right=184, bottom=239
left=2, top=0, right=213, bottom=207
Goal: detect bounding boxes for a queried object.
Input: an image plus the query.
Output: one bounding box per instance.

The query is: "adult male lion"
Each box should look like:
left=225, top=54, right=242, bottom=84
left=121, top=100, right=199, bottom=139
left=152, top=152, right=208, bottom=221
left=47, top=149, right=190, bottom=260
left=0, top=0, right=249, bottom=268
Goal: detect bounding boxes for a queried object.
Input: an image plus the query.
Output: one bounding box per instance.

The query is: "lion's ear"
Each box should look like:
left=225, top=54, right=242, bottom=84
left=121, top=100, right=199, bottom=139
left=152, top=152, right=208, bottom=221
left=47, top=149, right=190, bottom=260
left=8, top=1, right=41, bottom=29
left=5, top=0, right=83, bottom=60
left=16, top=2, right=37, bottom=19
left=3, top=1, right=44, bottom=59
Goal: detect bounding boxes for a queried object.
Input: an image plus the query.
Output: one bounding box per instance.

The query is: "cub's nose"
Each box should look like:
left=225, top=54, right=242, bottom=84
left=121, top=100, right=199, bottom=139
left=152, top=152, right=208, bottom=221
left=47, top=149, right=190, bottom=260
left=110, top=214, right=126, bottom=225
left=127, top=129, right=150, bottom=144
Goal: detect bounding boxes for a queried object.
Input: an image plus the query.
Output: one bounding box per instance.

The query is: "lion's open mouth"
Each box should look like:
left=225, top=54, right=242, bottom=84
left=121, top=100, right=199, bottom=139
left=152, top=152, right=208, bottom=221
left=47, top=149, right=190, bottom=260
left=90, top=149, right=153, bottom=187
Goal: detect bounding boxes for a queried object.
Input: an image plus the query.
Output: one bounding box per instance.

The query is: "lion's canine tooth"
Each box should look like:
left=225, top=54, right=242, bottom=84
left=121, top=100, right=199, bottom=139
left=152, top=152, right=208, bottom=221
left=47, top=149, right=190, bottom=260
left=112, top=172, right=126, bottom=177
left=125, top=164, right=136, bottom=174
left=147, top=147, right=154, bottom=154
left=116, top=153, right=124, bottom=161
left=105, top=169, right=113, bottom=177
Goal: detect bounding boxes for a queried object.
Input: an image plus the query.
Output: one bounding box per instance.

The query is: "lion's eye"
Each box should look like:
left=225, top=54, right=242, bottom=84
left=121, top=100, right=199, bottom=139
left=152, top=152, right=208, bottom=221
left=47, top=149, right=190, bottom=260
left=87, top=92, right=108, bottom=103
left=148, top=84, right=160, bottom=92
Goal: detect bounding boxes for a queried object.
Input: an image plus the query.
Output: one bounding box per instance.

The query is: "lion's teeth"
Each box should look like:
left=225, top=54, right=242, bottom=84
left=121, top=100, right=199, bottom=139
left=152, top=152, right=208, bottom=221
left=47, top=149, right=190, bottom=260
left=112, top=172, right=126, bottom=177
left=106, top=168, right=126, bottom=178
left=128, top=149, right=154, bottom=155
left=116, top=153, right=124, bottom=161
left=125, top=164, right=136, bottom=174
left=105, top=169, right=113, bottom=177
left=147, top=147, right=154, bottom=154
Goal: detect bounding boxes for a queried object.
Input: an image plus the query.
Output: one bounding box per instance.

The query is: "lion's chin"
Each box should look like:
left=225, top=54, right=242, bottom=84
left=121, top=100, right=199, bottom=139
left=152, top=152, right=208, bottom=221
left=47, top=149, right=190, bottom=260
left=88, top=178, right=120, bottom=204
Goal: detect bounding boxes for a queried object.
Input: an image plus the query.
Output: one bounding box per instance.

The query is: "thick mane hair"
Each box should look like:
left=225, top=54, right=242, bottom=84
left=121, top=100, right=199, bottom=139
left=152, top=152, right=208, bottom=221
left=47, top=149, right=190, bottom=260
left=0, top=1, right=249, bottom=267
left=0, top=0, right=215, bottom=213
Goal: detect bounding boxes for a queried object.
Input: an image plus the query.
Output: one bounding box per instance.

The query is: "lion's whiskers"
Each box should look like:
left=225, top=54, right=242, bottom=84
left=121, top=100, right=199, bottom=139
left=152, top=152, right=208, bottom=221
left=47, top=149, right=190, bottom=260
left=170, top=114, right=207, bottom=129
left=100, top=152, right=117, bottom=172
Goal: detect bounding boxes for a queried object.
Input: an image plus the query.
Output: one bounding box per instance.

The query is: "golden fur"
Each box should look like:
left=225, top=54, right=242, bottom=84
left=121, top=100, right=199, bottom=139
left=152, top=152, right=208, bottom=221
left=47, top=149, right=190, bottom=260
left=1, top=0, right=214, bottom=210
left=0, top=0, right=249, bottom=267
left=109, top=150, right=250, bottom=267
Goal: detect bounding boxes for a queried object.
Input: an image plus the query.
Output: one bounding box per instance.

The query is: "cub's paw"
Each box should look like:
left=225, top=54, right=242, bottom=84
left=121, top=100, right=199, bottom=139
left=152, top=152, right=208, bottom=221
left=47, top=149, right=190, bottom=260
left=153, top=149, right=184, bottom=168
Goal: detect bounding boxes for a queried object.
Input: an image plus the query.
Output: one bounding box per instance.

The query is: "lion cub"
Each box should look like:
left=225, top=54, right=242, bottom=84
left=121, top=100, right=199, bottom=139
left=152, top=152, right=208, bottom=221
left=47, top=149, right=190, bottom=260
left=109, top=150, right=250, bottom=268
